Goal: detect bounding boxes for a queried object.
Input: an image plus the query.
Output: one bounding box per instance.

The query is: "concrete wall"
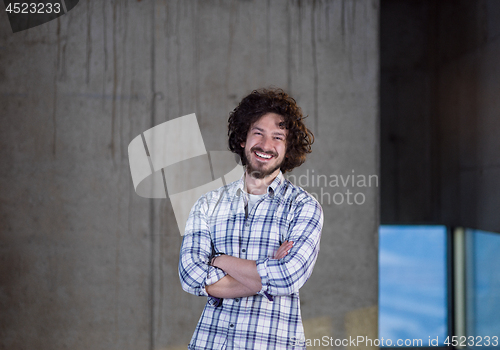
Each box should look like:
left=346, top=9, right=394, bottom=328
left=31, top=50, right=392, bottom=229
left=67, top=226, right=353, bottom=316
left=0, top=1, right=379, bottom=349
left=381, top=0, right=500, bottom=233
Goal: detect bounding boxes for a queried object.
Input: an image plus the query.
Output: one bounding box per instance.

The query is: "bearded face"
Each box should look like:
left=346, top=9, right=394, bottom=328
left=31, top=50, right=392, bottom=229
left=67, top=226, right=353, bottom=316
left=240, top=113, right=287, bottom=180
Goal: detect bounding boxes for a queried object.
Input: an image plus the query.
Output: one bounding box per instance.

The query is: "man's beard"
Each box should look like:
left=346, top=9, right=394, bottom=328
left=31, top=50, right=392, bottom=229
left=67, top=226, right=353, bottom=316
left=242, top=147, right=285, bottom=179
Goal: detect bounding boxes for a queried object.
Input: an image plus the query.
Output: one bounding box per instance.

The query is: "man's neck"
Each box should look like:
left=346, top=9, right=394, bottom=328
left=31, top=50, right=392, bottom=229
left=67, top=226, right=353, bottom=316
left=244, top=169, right=280, bottom=195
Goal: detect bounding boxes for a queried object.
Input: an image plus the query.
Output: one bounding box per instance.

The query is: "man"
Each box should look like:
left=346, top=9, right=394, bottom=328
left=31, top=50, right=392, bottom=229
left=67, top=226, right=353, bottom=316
left=179, top=88, right=323, bottom=349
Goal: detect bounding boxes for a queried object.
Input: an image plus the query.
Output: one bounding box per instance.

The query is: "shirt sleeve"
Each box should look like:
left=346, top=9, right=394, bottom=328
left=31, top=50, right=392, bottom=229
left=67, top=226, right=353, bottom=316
left=178, top=194, right=227, bottom=297
left=255, top=195, right=323, bottom=297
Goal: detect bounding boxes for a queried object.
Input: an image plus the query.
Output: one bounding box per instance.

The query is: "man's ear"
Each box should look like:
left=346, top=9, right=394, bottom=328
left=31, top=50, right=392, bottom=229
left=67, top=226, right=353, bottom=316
left=240, top=141, right=245, bottom=148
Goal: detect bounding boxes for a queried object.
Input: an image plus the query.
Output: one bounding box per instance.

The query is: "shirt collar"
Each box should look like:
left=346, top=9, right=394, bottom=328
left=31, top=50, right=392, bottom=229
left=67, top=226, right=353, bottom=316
left=236, top=171, right=284, bottom=198
left=267, top=171, right=284, bottom=197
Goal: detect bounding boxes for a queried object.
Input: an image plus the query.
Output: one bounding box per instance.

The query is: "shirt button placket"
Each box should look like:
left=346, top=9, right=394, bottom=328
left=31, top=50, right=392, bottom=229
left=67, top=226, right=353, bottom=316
left=242, top=220, right=249, bottom=258
left=227, top=319, right=236, bottom=346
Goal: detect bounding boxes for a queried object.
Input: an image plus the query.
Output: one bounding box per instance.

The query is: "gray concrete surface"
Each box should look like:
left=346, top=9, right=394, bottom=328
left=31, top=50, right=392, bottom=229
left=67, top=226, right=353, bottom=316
left=0, top=1, right=379, bottom=349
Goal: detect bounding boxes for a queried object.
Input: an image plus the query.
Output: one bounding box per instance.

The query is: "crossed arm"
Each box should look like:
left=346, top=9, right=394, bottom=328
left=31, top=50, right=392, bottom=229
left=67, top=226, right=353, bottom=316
left=179, top=194, right=323, bottom=299
left=205, top=241, right=293, bottom=298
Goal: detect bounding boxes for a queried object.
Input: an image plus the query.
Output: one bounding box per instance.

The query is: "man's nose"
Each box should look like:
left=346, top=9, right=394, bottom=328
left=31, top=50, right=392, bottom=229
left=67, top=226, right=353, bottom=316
left=260, top=136, right=273, bottom=151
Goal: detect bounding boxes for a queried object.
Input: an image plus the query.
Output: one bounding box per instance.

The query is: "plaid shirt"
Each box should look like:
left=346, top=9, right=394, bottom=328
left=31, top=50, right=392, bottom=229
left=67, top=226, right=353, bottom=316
left=179, top=172, right=323, bottom=350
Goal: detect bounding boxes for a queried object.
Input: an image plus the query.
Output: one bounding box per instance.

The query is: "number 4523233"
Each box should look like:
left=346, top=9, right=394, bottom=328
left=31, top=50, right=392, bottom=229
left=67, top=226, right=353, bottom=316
left=5, top=2, right=62, bottom=14
left=444, top=336, right=499, bottom=347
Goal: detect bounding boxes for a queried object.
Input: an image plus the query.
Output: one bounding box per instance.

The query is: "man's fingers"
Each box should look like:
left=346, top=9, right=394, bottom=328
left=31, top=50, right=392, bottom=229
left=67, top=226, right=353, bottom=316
left=274, top=246, right=286, bottom=259
left=274, top=241, right=294, bottom=259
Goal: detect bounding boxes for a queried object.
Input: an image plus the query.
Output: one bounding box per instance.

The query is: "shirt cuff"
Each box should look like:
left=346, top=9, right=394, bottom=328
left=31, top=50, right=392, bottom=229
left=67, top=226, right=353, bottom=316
left=207, top=296, right=223, bottom=307
left=201, top=265, right=227, bottom=296
left=256, top=258, right=273, bottom=301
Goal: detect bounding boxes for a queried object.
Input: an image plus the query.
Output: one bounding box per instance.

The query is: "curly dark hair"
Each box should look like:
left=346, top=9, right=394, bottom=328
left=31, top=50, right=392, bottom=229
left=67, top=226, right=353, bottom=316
left=228, top=88, right=314, bottom=173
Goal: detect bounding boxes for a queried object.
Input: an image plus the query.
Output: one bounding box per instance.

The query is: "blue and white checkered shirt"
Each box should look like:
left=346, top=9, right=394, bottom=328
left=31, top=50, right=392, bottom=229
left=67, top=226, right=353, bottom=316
left=179, top=172, right=323, bottom=350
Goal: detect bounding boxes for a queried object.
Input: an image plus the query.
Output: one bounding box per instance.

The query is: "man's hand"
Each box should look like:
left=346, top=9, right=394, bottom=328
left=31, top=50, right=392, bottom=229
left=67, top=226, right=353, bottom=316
left=274, top=240, right=293, bottom=259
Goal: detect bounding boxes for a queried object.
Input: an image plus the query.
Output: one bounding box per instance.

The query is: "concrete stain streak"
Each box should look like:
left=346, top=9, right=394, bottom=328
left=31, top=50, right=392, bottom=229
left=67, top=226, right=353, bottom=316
left=176, top=0, right=183, bottom=116
left=341, top=0, right=345, bottom=48
left=224, top=1, right=237, bottom=111
left=193, top=1, right=201, bottom=121
left=267, top=0, right=271, bottom=65
left=157, top=173, right=166, bottom=340
left=350, top=0, right=356, bottom=79
left=52, top=17, right=61, bottom=156
left=111, top=1, right=118, bottom=159
left=102, top=1, right=108, bottom=112
left=103, top=1, right=108, bottom=73
left=57, top=14, right=68, bottom=82
left=150, top=2, right=157, bottom=350
left=286, top=1, right=292, bottom=92
left=126, top=186, right=135, bottom=345
left=325, top=1, right=331, bottom=42
left=350, top=1, right=356, bottom=34
left=311, top=0, right=319, bottom=137
left=148, top=196, right=156, bottom=350
left=121, top=1, right=130, bottom=163
left=114, top=2, right=130, bottom=343
left=341, top=0, right=357, bottom=80
left=164, top=2, right=171, bottom=122
left=86, top=0, right=92, bottom=85
left=298, top=0, right=303, bottom=72
left=364, top=1, right=369, bottom=74
left=114, top=207, right=122, bottom=346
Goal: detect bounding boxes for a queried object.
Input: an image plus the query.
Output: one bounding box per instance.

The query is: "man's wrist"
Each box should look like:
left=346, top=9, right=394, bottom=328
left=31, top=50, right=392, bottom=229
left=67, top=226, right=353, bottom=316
left=210, top=252, right=226, bottom=267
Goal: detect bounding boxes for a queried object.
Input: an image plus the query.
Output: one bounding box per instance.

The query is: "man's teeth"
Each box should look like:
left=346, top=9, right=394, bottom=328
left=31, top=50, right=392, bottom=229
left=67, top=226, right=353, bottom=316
left=255, top=151, right=272, bottom=159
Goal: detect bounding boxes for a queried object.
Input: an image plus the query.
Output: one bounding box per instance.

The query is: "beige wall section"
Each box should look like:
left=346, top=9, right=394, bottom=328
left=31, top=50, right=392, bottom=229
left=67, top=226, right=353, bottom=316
left=303, top=316, right=333, bottom=349
left=0, top=1, right=379, bottom=349
left=345, top=306, right=378, bottom=349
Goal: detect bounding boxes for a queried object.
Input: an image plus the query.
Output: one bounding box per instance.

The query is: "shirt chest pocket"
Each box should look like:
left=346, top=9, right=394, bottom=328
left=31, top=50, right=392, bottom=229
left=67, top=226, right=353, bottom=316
left=261, top=222, right=286, bottom=258
left=241, top=220, right=284, bottom=260
left=271, top=223, right=288, bottom=244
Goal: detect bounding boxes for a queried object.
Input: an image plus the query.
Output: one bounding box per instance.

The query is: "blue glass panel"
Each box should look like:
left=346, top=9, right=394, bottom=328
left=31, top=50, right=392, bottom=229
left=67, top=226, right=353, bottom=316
left=466, top=229, right=500, bottom=348
left=379, top=225, right=448, bottom=347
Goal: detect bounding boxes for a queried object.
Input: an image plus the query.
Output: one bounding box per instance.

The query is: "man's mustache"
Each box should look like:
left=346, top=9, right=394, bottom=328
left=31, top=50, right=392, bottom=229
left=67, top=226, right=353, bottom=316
left=251, top=147, right=277, bottom=158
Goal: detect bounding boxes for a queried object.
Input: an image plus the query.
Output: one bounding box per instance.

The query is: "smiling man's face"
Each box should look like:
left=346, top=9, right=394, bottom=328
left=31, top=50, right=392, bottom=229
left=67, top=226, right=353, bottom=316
left=240, top=112, right=287, bottom=179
